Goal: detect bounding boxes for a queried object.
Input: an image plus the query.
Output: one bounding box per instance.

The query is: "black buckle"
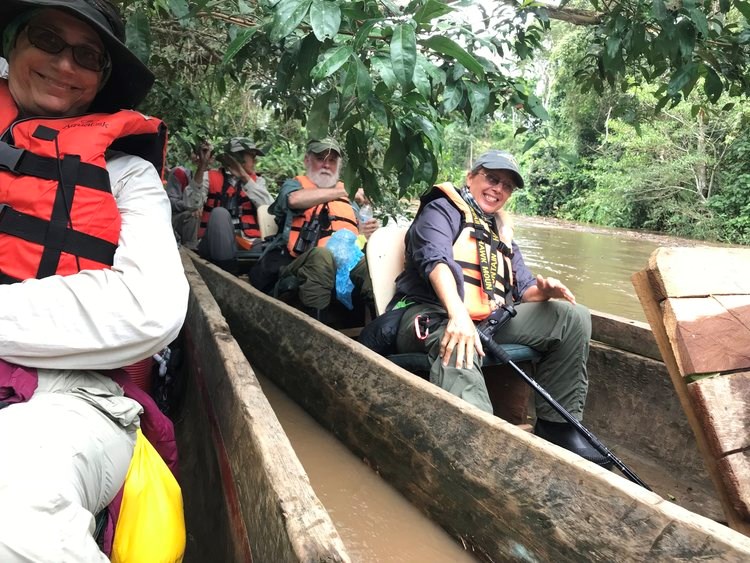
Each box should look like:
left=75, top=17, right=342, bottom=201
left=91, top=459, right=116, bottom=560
left=0, top=142, right=24, bottom=173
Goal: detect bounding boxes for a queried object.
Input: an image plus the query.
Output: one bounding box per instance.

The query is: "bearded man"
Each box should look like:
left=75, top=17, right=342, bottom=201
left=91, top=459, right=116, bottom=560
left=250, top=137, right=378, bottom=322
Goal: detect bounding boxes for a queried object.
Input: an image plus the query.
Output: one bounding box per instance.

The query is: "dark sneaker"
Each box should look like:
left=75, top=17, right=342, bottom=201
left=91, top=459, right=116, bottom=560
left=534, top=419, right=613, bottom=469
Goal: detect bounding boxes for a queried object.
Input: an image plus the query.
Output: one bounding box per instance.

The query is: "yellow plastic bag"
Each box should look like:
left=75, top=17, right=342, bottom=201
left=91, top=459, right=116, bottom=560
left=112, top=429, right=186, bottom=563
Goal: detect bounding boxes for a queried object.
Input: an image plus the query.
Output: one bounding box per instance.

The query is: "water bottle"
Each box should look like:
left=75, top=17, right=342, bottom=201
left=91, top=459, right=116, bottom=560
left=358, top=204, right=373, bottom=223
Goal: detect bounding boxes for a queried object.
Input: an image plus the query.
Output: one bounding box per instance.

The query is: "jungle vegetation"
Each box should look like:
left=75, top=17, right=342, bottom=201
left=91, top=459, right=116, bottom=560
left=116, top=0, right=750, bottom=243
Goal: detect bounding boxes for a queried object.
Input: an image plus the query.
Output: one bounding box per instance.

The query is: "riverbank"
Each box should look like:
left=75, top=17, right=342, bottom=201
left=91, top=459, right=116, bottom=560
left=512, top=214, right=737, bottom=248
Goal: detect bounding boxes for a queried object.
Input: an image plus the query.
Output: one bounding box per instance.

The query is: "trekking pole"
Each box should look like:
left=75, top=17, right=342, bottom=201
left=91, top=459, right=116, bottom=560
left=477, top=309, right=651, bottom=490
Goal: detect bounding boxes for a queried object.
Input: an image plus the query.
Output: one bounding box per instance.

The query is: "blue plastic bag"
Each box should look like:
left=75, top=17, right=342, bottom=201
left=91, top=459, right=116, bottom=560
left=326, top=230, right=364, bottom=309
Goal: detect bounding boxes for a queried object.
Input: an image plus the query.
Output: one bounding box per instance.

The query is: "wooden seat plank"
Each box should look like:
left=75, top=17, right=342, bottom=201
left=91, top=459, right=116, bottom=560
left=633, top=249, right=750, bottom=536
left=688, top=371, right=750, bottom=456
left=665, top=296, right=750, bottom=375
left=648, top=247, right=750, bottom=300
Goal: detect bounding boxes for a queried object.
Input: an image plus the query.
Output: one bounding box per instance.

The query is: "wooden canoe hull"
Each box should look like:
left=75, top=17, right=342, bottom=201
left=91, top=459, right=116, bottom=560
left=191, top=256, right=750, bottom=562
left=176, top=254, right=350, bottom=562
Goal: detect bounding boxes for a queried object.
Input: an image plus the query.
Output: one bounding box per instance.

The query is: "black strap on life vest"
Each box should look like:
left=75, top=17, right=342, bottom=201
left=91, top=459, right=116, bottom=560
left=465, top=206, right=510, bottom=304
left=0, top=125, right=117, bottom=278
left=0, top=203, right=117, bottom=271
left=0, top=140, right=111, bottom=192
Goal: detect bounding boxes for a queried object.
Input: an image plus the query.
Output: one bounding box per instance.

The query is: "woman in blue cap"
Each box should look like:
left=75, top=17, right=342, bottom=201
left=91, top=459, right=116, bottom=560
left=0, top=0, right=187, bottom=559
left=392, top=150, right=611, bottom=468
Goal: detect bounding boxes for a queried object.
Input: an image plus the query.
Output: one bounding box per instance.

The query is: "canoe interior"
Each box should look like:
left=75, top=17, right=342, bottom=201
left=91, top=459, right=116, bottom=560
left=191, top=256, right=750, bottom=562
left=175, top=253, right=350, bottom=562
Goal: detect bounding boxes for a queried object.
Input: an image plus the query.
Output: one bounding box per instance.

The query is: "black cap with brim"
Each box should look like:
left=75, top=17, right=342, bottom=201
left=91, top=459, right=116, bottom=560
left=0, top=0, right=154, bottom=112
left=471, top=149, right=525, bottom=189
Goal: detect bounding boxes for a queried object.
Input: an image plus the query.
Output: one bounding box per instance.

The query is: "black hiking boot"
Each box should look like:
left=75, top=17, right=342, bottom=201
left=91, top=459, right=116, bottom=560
left=534, top=419, right=613, bottom=469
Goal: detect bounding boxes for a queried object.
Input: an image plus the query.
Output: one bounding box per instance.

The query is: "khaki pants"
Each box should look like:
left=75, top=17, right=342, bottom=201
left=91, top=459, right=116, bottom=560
left=276, top=246, right=373, bottom=310
left=0, top=371, right=140, bottom=562
left=396, top=300, right=591, bottom=421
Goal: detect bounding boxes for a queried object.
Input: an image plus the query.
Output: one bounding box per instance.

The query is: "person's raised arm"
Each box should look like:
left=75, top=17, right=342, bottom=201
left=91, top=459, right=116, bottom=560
left=287, top=184, right=349, bottom=210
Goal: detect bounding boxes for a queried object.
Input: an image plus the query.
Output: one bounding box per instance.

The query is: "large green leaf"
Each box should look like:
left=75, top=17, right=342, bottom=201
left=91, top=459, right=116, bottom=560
left=391, top=24, right=417, bottom=88
left=167, top=0, right=189, bottom=20
left=270, top=0, right=312, bottom=43
left=383, top=126, right=406, bottom=173
left=125, top=8, right=151, bottom=64
left=421, top=36, right=484, bottom=77
left=442, top=81, right=464, bottom=113
left=355, top=58, right=373, bottom=99
left=410, top=115, right=441, bottom=151
left=307, top=89, right=334, bottom=139
left=312, top=45, right=353, bottom=79
left=703, top=66, right=723, bottom=102
left=467, top=81, right=490, bottom=119
left=735, top=0, right=750, bottom=20
left=310, top=0, right=342, bottom=41
left=223, top=29, right=256, bottom=64
left=353, top=19, right=378, bottom=51
left=414, top=0, right=454, bottom=27
left=668, top=62, right=699, bottom=97
left=371, top=56, right=398, bottom=90
left=413, top=57, right=432, bottom=99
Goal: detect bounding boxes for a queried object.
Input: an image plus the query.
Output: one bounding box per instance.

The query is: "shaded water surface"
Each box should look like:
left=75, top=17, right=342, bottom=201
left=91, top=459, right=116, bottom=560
left=513, top=218, right=716, bottom=322
left=257, top=374, right=478, bottom=563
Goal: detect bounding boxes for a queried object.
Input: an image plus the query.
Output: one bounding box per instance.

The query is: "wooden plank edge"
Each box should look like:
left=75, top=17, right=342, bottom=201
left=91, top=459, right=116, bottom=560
left=632, top=268, right=750, bottom=536
left=181, top=252, right=351, bottom=562
left=590, top=309, right=662, bottom=361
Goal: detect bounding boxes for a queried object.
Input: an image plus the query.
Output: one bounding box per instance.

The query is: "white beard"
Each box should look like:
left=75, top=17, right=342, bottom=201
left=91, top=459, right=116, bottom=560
left=307, top=166, right=340, bottom=189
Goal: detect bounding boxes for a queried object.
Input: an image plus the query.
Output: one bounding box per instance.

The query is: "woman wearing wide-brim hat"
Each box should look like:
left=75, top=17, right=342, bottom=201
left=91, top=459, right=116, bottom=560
left=0, top=1, right=187, bottom=560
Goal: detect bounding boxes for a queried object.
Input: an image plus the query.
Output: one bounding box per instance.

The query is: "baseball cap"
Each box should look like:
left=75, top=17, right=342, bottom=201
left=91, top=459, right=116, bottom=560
left=471, top=150, right=524, bottom=189
left=226, top=137, right=265, bottom=156
left=307, top=137, right=342, bottom=156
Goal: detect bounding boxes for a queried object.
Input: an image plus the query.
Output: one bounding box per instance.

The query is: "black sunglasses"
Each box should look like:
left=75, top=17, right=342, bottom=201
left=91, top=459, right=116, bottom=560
left=477, top=170, right=516, bottom=192
left=26, top=25, right=110, bottom=72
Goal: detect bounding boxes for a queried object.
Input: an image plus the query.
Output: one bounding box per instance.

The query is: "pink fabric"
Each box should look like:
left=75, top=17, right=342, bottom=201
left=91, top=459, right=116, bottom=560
left=0, top=359, right=38, bottom=403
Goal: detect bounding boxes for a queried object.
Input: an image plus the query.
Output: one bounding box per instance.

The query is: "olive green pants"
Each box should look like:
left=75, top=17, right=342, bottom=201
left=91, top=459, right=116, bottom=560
left=276, top=247, right=373, bottom=310
left=396, top=301, right=591, bottom=421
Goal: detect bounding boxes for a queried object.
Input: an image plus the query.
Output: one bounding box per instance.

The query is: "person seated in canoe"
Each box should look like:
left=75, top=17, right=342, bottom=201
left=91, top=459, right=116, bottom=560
left=391, top=150, right=611, bottom=468
left=250, top=136, right=379, bottom=322
left=193, top=136, right=274, bottom=274
left=0, top=0, right=188, bottom=559
left=166, top=138, right=213, bottom=249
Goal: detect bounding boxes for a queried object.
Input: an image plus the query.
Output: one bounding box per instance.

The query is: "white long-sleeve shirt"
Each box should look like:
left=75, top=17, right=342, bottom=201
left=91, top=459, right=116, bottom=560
left=0, top=153, right=189, bottom=370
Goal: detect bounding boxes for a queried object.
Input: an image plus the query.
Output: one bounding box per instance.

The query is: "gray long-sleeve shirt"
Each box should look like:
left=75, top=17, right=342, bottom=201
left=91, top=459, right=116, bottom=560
left=393, top=197, right=535, bottom=307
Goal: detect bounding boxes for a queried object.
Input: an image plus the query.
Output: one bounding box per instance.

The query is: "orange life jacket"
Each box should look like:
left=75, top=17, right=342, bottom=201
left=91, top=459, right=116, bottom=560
left=0, top=80, right=167, bottom=284
left=286, top=175, right=359, bottom=256
left=198, top=169, right=260, bottom=239
left=424, top=183, right=514, bottom=321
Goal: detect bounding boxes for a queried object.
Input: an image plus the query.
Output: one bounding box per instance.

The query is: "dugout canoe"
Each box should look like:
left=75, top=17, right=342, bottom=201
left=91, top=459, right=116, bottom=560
left=187, top=254, right=750, bottom=562
left=175, top=253, right=351, bottom=562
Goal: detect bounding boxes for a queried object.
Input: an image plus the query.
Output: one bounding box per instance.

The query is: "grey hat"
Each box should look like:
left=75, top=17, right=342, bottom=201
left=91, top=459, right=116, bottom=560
left=0, top=0, right=154, bottom=112
left=307, top=137, right=342, bottom=156
left=471, top=150, right=525, bottom=189
left=226, top=137, right=265, bottom=156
